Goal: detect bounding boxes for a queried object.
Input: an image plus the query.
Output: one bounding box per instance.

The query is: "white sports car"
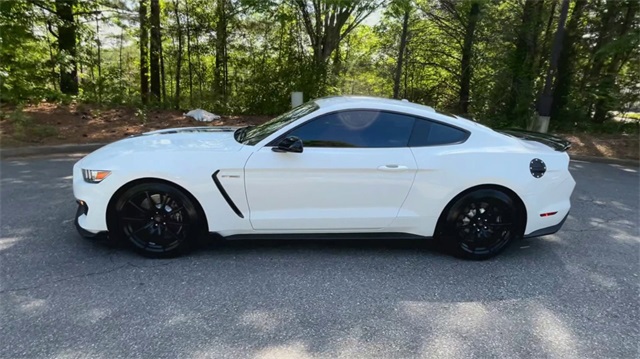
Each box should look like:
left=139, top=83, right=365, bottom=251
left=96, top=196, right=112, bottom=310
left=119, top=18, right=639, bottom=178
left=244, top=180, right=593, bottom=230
left=73, top=96, right=575, bottom=259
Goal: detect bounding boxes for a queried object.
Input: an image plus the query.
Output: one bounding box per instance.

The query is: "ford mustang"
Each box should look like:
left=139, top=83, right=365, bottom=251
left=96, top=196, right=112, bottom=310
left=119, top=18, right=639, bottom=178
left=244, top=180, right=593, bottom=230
left=73, top=96, right=575, bottom=259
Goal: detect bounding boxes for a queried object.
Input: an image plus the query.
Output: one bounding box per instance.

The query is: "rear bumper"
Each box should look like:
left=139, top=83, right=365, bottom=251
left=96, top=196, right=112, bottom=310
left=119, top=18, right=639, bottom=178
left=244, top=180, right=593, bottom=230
left=522, top=168, right=575, bottom=236
left=523, top=212, right=569, bottom=238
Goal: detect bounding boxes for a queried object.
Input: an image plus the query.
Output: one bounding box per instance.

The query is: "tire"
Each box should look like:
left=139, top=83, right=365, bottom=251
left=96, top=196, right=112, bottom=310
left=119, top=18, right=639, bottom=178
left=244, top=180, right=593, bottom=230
left=439, top=189, right=523, bottom=260
left=111, top=182, right=204, bottom=258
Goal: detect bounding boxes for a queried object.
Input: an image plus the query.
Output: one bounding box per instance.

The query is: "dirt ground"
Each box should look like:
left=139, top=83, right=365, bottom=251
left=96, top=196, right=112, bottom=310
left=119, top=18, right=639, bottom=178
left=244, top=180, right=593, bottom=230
left=1, top=103, right=638, bottom=160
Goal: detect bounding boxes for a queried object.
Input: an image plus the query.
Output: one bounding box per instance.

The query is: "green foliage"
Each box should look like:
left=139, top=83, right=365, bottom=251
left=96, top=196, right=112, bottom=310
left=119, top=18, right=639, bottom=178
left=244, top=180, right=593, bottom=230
left=622, top=112, right=640, bottom=121
left=0, top=0, right=637, bottom=134
left=135, top=107, right=148, bottom=124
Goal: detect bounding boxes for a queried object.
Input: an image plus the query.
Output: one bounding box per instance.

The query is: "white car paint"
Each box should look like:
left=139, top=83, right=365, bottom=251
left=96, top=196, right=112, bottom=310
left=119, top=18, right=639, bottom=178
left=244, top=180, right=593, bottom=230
left=73, top=96, right=575, bottom=240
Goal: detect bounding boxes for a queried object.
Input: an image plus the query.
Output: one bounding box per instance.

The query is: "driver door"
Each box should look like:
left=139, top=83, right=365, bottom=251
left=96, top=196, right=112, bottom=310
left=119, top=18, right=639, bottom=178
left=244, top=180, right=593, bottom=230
left=243, top=110, right=417, bottom=231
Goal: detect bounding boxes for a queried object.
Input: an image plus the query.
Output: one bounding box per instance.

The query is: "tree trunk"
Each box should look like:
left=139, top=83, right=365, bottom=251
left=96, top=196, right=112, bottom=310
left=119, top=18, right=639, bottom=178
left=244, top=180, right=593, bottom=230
left=160, top=37, right=167, bottom=105
left=173, top=0, right=183, bottom=110
left=185, top=0, right=193, bottom=107
left=393, top=8, right=410, bottom=99
left=458, top=1, right=480, bottom=114
left=139, top=0, right=149, bottom=105
left=537, top=0, right=558, bottom=73
left=550, top=0, right=586, bottom=121
left=45, top=20, right=58, bottom=91
left=55, top=0, right=78, bottom=95
left=214, top=0, right=228, bottom=106
left=150, top=0, right=161, bottom=102
left=536, top=0, right=569, bottom=117
left=119, top=25, right=124, bottom=94
left=292, top=1, right=374, bottom=96
left=194, top=19, right=203, bottom=106
left=96, top=15, right=102, bottom=105
left=507, top=0, right=545, bottom=126
left=586, top=1, right=618, bottom=90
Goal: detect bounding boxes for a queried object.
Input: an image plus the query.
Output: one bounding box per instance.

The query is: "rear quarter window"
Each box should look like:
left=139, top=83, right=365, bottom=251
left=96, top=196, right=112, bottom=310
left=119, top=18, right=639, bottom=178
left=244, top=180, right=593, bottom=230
left=409, top=119, right=469, bottom=147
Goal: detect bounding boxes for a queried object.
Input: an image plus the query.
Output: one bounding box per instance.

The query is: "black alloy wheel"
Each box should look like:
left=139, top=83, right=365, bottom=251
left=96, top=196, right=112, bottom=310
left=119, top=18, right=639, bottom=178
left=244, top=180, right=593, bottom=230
left=442, top=189, right=522, bottom=260
left=113, top=183, right=202, bottom=257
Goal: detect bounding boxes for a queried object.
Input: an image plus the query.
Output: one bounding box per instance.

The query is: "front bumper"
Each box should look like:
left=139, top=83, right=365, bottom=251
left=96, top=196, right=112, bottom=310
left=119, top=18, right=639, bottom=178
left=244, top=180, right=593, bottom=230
left=75, top=201, right=108, bottom=240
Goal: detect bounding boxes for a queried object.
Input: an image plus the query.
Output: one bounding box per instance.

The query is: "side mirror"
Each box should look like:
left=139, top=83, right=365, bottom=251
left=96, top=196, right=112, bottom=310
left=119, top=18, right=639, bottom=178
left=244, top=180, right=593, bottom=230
left=272, top=136, right=303, bottom=153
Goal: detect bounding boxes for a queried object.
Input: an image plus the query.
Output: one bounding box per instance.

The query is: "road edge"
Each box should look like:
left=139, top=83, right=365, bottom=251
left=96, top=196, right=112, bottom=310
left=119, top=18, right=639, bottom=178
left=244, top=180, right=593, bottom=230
left=570, top=155, right=638, bottom=167
left=0, top=143, right=106, bottom=159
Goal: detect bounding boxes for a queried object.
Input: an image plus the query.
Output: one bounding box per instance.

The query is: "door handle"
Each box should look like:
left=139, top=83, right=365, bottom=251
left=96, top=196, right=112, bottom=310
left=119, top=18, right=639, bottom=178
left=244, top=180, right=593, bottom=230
left=377, top=165, right=409, bottom=171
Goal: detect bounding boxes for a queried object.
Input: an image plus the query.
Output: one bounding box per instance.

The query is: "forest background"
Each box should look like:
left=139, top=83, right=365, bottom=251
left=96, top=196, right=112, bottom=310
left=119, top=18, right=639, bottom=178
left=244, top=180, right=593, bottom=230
left=1, top=0, right=638, bottom=158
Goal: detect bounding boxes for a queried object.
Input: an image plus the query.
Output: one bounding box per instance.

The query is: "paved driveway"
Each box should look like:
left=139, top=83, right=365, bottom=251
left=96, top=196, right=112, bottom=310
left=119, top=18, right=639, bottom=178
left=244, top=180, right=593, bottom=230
left=1, top=155, right=638, bottom=358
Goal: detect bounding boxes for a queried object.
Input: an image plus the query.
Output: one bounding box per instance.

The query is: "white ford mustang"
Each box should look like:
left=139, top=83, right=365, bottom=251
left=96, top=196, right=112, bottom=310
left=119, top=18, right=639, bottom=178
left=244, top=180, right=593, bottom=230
left=73, top=96, right=575, bottom=259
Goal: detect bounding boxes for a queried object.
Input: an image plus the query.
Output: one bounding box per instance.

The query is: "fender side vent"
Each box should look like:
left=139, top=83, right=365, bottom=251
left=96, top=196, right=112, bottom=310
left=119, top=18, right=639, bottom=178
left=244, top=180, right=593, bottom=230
left=530, top=158, right=546, bottom=178
left=212, top=170, right=245, bottom=218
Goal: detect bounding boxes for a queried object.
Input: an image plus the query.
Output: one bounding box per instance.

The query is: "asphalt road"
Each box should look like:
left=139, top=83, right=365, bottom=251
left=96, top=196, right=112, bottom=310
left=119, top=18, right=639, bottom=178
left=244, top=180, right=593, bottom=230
left=1, top=155, right=638, bottom=359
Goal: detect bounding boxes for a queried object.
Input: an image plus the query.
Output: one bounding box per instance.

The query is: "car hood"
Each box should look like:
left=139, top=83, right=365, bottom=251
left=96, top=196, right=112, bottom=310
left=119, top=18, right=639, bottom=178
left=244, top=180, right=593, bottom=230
left=79, top=126, right=243, bottom=165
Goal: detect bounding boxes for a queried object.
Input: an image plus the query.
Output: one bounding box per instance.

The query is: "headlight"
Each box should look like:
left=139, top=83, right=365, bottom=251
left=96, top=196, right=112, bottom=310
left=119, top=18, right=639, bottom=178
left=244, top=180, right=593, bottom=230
left=82, top=169, right=111, bottom=183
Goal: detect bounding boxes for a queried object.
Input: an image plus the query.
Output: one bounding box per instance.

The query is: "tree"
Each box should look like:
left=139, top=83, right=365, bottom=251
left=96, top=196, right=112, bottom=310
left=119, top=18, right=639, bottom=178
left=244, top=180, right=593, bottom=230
left=591, top=0, right=639, bottom=123
left=292, top=0, right=380, bottom=94
left=185, top=0, right=193, bottom=107
left=171, top=0, right=183, bottom=109
left=139, top=0, right=149, bottom=104
left=458, top=0, right=480, bottom=114
left=149, top=0, right=161, bottom=102
left=506, top=0, right=545, bottom=126
left=550, top=0, right=586, bottom=123
left=536, top=0, right=569, bottom=119
left=392, top=1, right=411, bottom=99
left=214, top=0, right=230, bottom=106
left=2, top=0, right=637, bottom=133
left=55, top=0, right=79, bottom=94
left=415, top=0, right=486, bottom=113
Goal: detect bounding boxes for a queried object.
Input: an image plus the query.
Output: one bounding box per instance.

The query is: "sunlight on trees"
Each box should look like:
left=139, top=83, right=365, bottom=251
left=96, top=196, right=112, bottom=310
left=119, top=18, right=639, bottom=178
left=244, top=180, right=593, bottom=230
left=0, top=0, right=638, bottom=131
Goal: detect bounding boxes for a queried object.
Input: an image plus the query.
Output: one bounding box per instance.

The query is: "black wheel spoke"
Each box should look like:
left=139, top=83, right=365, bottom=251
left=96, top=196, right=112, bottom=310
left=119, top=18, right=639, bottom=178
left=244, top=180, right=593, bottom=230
left=145, top=191, right=154, bottom=207
left=487, top=222, right=512, bottom=227
left=164, top=227, right=182, bottom=241
left=170, top=206, right=184, bottom=215
left=127, top=200, right=148, bottom=215
left=122, top=216, right=149, bottom=222
left=162, top=193, right=171, bottom=207
left=131, top=222, right=154, bottom=235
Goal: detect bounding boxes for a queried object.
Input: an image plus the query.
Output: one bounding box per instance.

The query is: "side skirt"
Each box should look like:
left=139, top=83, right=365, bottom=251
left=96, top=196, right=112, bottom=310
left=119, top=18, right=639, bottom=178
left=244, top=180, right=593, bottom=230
left=216, top=232, right=433, bottom=241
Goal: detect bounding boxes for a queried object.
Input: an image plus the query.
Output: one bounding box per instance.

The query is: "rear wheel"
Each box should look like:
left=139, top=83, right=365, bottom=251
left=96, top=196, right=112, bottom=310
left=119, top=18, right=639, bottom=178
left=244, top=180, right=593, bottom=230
left=112, top=183, right=203, bottom=258
left=440, top=189, right=522, bottom=260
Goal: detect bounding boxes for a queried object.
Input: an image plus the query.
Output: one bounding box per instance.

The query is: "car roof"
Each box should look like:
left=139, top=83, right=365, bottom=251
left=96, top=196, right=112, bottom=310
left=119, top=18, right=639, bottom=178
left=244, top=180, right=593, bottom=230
left=314, top=95, right=436, bottom=113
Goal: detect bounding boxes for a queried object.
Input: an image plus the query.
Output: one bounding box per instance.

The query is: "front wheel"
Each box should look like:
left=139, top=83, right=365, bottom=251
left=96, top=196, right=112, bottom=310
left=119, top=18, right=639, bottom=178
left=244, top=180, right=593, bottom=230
left=112, top=182, right=204, bottom=258
left=439, top=189, right=523, bottom=260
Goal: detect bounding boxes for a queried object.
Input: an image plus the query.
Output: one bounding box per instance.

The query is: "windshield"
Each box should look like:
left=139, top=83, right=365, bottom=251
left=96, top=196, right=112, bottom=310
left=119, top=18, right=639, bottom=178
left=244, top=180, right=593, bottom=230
left=237, top=102, right=319, bottom=145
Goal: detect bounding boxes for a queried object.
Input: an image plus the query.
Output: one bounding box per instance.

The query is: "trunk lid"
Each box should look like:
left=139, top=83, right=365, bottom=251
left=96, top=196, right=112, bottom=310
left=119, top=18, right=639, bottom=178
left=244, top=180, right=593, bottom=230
left=497, top=129, right=571, bottom=152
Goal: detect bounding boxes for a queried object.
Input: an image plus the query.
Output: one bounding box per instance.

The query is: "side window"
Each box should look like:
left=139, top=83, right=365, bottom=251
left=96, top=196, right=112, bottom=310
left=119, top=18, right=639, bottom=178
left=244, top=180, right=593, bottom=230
left=286, top=110, right=415, bottom=148
left=409, top=119, right=469, bottom=147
